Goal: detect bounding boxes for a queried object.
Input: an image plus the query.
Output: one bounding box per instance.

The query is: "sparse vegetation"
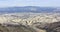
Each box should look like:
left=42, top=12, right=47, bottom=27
left=0, top=13, right=60, bottom=32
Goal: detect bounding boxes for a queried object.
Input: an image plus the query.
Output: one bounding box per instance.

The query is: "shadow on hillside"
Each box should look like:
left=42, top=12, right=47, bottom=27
left=0, top=22, right=60, bottom=32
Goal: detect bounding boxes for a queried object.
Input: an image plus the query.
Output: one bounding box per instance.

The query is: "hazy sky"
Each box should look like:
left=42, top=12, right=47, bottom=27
left=0, top=0, right=60, bottom=7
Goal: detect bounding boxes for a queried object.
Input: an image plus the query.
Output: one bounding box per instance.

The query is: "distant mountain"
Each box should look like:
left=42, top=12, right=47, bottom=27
left=0, top=6, right=60, bottom=13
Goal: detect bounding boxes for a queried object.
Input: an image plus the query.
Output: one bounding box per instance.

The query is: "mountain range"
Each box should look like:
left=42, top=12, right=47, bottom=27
left=0, top=6, right=60, bottom=13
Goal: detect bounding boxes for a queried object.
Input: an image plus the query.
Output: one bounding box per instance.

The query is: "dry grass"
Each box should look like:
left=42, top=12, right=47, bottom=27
left=0, top=25, right=36, bottom=32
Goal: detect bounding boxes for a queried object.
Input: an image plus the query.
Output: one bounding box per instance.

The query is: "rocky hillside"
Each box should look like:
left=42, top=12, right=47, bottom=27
left=0, top=13, right=60, bottom=32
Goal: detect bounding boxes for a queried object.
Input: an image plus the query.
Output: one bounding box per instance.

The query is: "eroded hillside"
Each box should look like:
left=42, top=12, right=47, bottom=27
left=0, top=13, right=60, bottom=32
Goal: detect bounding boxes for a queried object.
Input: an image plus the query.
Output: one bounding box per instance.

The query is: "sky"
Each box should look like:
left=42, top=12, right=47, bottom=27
left=0, top=0, right=60, bottom=7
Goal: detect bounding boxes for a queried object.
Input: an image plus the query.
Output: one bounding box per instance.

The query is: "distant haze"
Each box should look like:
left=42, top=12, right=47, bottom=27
left=0, top=6, right=60, bottom=13
left=0, top=0, right=60, bottom=7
